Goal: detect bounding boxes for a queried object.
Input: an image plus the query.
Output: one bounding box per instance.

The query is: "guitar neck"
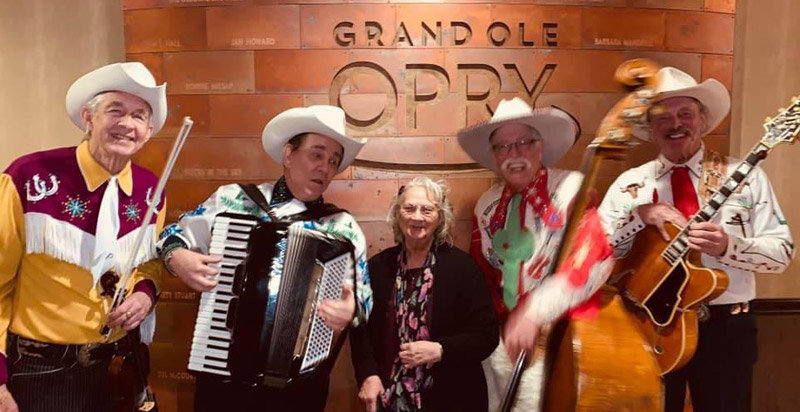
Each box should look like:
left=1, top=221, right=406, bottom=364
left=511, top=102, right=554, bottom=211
left=661, top=142, right=771, bottom=265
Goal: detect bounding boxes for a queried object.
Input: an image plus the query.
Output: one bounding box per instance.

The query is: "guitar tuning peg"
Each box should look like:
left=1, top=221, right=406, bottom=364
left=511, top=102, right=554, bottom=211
left=779, top=108, right=786, bottom=113
left=765, top=116, right=772, bottom=122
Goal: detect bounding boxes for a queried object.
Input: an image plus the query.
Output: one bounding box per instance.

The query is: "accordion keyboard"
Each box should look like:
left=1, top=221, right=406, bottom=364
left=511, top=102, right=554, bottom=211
left=188, top=213, right=259, bottom=376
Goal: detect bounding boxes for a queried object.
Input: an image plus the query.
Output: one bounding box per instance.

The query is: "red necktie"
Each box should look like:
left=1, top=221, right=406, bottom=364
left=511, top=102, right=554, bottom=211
left=671, top=166, right=699, bottom=218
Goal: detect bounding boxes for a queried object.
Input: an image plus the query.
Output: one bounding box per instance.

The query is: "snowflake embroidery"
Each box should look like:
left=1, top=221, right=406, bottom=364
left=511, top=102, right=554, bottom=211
left=183, top=204, right=206, bottom=217
left=123, top=201, right=141, bottom=223
left=159, top=224, right=183, bottom=240
left=62, top=196, right=90, bottom=220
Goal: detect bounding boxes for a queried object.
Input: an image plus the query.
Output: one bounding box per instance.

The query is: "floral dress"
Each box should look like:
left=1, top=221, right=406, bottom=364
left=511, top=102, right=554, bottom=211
left=382, top=251, right=435, bottom=411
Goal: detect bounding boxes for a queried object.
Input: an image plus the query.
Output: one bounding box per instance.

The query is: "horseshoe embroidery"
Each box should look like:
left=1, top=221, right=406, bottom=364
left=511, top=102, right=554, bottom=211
left=25, top=174, right=60, bottom=203
left=145, top=187, right=155, bottom=208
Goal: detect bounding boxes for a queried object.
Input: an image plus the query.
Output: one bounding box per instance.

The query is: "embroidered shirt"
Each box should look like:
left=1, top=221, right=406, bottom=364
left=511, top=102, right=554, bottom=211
left=157, top=181, right=373, bottom=325
left=469, top=168, right=613, bottom=325
left=0, top=141, right=166, bottom=384
left=598, top=147, right=795, bottom=305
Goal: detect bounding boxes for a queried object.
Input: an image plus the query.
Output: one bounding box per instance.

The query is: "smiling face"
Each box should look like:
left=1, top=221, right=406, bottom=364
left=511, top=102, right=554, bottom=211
left=649, top=96, right=708, bottom=164
left=490, top=123, right=544, bottom=193
left=282, top=133, right=344, bottom=202
left=82, top=91, right=154, bottom=163
left=397, top=186, right=441, bottom=248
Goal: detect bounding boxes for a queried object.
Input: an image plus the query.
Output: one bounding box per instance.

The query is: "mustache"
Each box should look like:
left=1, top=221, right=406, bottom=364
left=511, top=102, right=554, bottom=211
left=666, top=126, right=692, bottom=137
left=500, top=157, right=532, bottom=172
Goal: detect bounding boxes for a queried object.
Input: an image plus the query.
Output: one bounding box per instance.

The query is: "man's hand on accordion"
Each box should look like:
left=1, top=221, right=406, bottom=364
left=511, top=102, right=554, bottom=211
left=167, top=248, right=222, bottom=292
left=317, top=284, right=355, bottom=331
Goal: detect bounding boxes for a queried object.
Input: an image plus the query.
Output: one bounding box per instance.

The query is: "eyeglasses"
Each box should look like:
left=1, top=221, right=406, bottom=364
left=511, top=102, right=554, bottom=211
left=400, top=203, right=438, bottom=218
left=490, top=137, right=537, bottom=156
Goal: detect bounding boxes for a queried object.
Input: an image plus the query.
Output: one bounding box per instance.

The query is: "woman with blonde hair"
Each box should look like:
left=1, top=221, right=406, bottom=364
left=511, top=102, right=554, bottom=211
left=350, top=176, right=498, bottom=412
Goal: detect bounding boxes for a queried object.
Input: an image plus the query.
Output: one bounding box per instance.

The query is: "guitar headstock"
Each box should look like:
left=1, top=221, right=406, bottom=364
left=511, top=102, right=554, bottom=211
left=594, top=59, right=661, bottom=148
left=762, top=96, right=800, bottom=148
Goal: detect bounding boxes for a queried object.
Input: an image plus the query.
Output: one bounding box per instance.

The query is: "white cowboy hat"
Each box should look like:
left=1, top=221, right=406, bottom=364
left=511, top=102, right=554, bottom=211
left=633, top=66, right=730, bottom=140
left=456, top=97, right=580, bottom=172
left=66, top=62, right=167, bottom=134
left=261, top=105, right=367, bottom=173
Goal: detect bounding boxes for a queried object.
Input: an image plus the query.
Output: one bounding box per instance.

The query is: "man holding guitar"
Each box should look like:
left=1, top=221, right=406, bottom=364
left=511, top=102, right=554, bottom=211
left=599, top=67, right=794, bottom=412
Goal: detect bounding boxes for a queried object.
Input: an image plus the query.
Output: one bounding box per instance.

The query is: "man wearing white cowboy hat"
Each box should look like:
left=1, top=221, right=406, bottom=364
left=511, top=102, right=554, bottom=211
left=158, top=105, right=372, bottom=411
left=598, top=67, right=794, bottom=412
left=0, top=61, right=168, bottom=411
left=458, top=97, right=615, bottom=411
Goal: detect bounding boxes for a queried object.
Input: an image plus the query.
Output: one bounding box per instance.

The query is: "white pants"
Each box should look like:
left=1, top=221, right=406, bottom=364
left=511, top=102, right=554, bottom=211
left=482, top=338, right=546, bottom=412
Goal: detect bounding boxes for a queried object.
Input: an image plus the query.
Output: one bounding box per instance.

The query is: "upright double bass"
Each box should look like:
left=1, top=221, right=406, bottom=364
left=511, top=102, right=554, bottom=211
left=498, top=59, right=664, bottom=412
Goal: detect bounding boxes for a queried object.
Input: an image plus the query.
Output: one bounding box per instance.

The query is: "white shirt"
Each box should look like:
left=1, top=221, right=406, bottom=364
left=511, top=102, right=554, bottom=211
left=598, top=147, right=795, bottom=305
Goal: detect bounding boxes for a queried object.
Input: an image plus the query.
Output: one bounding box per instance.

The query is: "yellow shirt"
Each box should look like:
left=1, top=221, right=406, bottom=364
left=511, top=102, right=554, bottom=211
left=0, top=141, right=164, bottom=358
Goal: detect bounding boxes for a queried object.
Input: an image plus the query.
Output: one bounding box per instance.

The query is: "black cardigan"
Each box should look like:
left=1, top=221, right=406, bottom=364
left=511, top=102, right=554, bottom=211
left=350, top=244, right=499, bottom=411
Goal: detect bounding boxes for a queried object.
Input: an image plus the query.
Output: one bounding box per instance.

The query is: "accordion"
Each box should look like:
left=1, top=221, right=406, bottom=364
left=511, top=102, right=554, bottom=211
left=188, top=212, right=356, bottom=387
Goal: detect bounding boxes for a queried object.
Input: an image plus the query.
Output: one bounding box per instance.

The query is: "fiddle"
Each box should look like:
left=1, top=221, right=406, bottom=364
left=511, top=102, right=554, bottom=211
left=101, top=272, right=158, bottom=412
left=99, top=117, right=194, bottom=412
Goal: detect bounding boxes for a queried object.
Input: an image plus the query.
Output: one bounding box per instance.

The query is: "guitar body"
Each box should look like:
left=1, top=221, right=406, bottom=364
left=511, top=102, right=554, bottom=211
left=543, top=286, right=663, bottom=411
left=631, top=305, right=699, bottom=374
left=613, top=223, right=728, bottom=374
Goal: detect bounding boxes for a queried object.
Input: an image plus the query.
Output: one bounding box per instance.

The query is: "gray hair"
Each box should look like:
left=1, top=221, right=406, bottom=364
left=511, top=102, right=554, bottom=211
left=83, top=92, right=154, bottom=131
left=387, top=176, right=454, bottom=247
left=85, top=93, right=105, bottom=116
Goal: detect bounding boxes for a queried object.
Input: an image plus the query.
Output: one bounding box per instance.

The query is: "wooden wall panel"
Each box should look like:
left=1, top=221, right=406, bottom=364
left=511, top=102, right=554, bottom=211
left=665, top=11, right=735, bottom=54
left=121, top=2, right=738, bottom=411
left=581, top=7, right=665, bottom=50
left=702, top=54, right=733, bottom=135
left=206, top=5, right=301, bottom=50
left=124, top=8, right=207, bottom=53
left=164, top=51, right=256, bottom=94
left=752, top=308, right=800, bottom=412
left=158, top=95, right=211, bottom=137
left=255, top=50, right=349, bottom=93
left=208, top=94, right=304, bottom=136
left=704, top=0, right=735, bottom=13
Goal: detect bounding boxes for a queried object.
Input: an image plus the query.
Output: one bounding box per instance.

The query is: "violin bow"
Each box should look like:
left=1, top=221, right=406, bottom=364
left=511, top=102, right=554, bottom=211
left=101, top=117, right=193, bottom=338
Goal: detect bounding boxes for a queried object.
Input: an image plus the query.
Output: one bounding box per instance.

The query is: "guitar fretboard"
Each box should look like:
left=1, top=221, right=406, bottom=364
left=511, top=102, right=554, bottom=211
left=661, top=143, right=770, bottom=265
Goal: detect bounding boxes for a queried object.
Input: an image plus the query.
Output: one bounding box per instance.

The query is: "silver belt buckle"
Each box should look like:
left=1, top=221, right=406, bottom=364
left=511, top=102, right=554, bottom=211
left=77, top=343, right=100, bottom=367
left=697, top=304, right=710, bottom=322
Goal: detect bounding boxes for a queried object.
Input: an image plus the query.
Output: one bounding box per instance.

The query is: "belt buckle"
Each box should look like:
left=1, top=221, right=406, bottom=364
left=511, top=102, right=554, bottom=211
left=77, top=343, right=101, bottom=367
left=16, top=337, right=50, bottom=358
left=697, top=304, right=710, bottom=322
